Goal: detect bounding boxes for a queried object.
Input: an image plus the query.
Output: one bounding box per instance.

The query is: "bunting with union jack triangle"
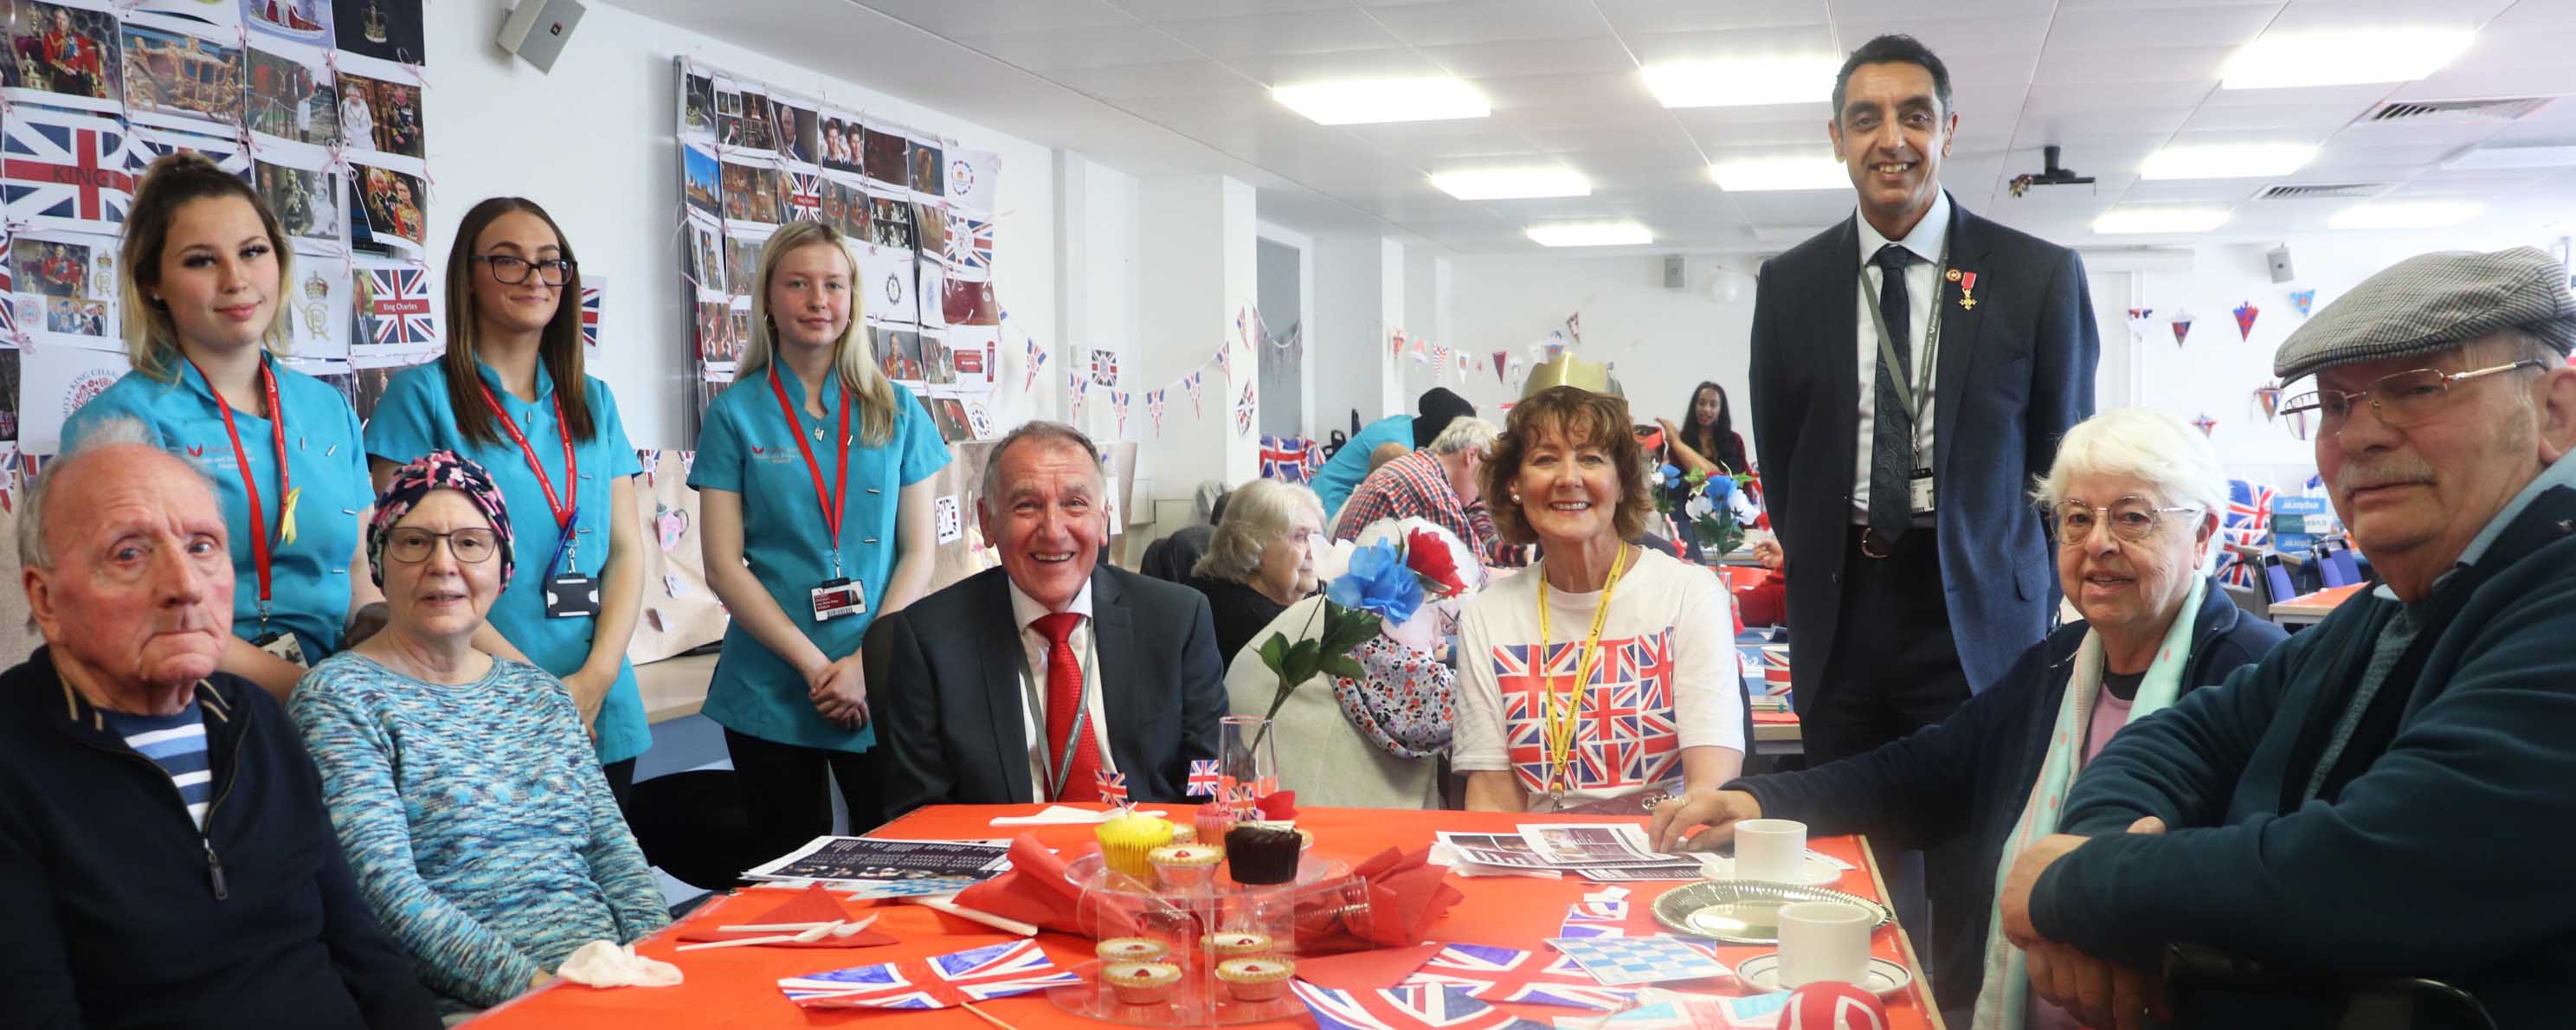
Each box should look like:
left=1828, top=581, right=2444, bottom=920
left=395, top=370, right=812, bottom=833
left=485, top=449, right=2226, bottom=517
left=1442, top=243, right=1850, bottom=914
left=1184, top=370, right=1204, bottom=417
left=1291, top=983, right=1553, bottom=1030
left=1401, top=944, right=1640, bottom=1010
left=778, top=940, right=1079, bottom=1009
left=1233, top=381, right=1255, bottom=436
left=4, top=108, right=132, bottom=234
left=1109, top=389, right=1130, bottom=437
left=1146, top=389, right=1167, bottom=436
left=1491, top=629, right=1683, bottom=795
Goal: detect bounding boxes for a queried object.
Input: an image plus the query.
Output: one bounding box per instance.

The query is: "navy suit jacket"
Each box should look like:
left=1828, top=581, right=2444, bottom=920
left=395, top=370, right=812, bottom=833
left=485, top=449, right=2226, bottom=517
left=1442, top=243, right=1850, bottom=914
left=865, top=563, right=1228, bottom=816
left=1747, top=195, right=2098, bottom=693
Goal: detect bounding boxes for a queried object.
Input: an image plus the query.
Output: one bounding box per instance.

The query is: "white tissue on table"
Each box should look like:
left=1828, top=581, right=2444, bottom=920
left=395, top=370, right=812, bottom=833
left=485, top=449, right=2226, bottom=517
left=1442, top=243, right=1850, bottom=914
left=556, top=941, right=683, bottom=988
left=989, top=804, right=1169, bottom=826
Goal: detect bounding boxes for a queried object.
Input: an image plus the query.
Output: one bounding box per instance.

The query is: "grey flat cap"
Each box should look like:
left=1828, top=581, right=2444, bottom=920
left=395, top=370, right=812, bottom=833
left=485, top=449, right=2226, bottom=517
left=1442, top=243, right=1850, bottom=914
left=2274, top=246, right=2576, bottom=383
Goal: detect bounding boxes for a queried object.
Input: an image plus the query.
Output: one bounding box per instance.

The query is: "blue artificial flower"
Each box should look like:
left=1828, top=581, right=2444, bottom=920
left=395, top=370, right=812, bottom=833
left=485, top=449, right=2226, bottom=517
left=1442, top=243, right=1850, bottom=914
left=1326, top=539, right=1424, bottom=624
left=1659, top=463, right=1683, bottom=490
left=1703, top=474, right=1737, bottom=505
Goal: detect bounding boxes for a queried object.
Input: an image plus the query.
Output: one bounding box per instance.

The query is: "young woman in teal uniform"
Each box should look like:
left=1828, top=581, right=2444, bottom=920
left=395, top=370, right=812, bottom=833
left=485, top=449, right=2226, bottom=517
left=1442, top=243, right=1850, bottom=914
left=64, top=152, right=378, bottom=702
left=363, top=197, right=651, bottom=805
left=692, top=220, right=948, bottom=847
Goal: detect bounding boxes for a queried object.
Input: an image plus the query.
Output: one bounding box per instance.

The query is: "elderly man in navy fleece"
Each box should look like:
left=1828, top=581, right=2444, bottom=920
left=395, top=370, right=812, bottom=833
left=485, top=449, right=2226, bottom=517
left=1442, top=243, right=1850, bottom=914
left=0, top=419, right=438, bottom=1030
left=1997, top=248, right=2576, bottom=1030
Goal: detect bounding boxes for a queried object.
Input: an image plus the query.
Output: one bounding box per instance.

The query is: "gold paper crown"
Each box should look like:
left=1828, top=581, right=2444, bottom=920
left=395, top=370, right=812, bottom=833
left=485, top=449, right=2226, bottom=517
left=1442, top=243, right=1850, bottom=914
left=1519, top=352, right=1621, bottom=399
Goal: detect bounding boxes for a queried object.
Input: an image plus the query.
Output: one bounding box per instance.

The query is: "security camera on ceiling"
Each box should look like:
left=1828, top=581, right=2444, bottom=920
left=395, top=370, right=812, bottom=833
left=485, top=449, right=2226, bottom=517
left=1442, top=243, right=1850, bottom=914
left=2008, top=145, right=2096, bottom=198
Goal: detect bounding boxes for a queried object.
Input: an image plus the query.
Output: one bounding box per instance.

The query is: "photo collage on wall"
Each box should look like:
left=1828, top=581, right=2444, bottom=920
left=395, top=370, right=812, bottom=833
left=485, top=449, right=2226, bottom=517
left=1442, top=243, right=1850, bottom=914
left=0, top=0, right=435, bottom=455
left=677, top=57, right=1001, bottom=445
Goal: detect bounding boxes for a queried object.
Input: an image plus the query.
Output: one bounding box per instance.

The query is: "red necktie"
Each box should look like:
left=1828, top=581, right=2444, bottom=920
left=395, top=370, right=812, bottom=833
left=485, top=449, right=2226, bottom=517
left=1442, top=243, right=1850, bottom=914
left=1032, top=612, right=1101, bottom=801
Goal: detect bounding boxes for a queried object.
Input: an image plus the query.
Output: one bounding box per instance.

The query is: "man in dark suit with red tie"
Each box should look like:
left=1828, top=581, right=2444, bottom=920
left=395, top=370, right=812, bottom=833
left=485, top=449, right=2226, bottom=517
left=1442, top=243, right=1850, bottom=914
left=867, top=422, right=1227, bottom=816
left=1742, top=34, right=2098, bottom=958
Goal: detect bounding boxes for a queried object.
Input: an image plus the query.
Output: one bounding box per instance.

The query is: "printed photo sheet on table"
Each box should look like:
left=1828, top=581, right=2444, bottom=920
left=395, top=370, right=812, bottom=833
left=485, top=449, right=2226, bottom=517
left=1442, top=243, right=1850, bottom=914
left=741, top=835, right=1013, bottom=885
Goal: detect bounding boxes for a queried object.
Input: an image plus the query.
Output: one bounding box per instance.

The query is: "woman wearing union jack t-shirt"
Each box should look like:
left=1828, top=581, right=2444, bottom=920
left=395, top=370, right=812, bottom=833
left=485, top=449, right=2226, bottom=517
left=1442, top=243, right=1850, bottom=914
left=1452, top=386, right=1746, bottom=813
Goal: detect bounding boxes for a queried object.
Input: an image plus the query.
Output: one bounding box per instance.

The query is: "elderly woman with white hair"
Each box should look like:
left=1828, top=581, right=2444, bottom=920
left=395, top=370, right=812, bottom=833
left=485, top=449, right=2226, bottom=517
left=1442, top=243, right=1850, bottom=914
left=1188, top=479, right=1325, bottom=666
left=1646, top=408, right=2290, bottom=1024
left=1225, top=518, right=1484, bottom=808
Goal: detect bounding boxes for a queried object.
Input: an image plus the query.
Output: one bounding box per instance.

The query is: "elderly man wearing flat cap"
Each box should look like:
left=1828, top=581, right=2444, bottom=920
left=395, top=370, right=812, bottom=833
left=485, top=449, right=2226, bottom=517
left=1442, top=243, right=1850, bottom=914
left=1985, top=247, right=2576, bottom=1030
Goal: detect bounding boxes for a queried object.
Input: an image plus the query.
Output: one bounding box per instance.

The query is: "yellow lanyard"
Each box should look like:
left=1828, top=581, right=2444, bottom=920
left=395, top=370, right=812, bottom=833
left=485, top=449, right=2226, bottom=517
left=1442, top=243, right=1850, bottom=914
left=1536, top=544, right=1632, bottom=801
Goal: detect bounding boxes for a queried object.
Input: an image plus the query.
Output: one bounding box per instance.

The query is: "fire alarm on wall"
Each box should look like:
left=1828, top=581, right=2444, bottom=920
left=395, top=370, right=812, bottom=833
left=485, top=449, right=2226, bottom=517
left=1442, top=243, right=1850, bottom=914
left=499, top=0, right=586, bottom=73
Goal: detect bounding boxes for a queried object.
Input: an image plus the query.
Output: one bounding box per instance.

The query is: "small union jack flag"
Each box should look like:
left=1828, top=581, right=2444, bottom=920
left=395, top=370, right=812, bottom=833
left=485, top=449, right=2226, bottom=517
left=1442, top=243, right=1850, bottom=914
left=788, top=171, right=823, bottom=222
left=579, top=286, right=602, bottom=348
left=364, top=267, right=437, bottom=348
left=946, top=215, right=994, bottom=272
left=1557, top=900, right=1629, bottom=939
left=1147, top=389, right=1168, bottom=436
left=1185, top=759, right=1220, bottom=796
left=1291, top=983, right=1552, bottom=1030
left=1094, top=769, right=1129, bottom=807
left=778, top=940, right=1079, bottom=1009
left=1403, top=944, right=1640, bottom=1011
left=1260, top=435, right=1312, bottom=483
left=3, top=110, right=132, bottom=231
left=2217, top=480, right=2275, bottom=588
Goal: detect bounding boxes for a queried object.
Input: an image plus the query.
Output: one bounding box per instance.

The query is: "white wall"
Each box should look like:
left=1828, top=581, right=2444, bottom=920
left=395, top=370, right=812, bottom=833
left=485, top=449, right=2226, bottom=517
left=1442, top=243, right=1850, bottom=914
left=1446, top=253, right=1759, bottom=451
left=2111, top=228, right=2568, bottom=488
left=424, top=2, right=1059, bottom=447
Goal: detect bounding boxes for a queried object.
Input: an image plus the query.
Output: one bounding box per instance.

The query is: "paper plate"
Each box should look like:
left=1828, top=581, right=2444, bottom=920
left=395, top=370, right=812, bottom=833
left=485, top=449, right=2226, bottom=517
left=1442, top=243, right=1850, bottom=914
left=1651, top=880, right=1892, bottom=945
left=1732, top=953, right=1913, bottom=997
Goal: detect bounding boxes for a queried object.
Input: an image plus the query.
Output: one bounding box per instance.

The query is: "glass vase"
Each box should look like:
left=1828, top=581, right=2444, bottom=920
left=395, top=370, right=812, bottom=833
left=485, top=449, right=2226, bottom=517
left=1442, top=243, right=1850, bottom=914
left=1217, top=714, right=1278, bottom=818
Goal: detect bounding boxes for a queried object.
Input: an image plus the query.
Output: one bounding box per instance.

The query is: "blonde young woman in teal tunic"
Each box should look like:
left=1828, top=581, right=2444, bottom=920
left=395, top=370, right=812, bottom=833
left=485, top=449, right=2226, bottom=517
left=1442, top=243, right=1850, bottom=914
left=692, top=220, right=948, bottom=850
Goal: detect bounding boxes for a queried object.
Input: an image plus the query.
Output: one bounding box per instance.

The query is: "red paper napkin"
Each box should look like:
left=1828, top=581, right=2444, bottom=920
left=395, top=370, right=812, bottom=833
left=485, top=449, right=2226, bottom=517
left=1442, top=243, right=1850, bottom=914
left=947, top=834, right=1146, bottom=939
left=1296, top=846, right=1464, bottom=955
left=1257, top=790, right=1298, bottom=821
left=1291, top=942, right=1444, bottom=990
left=677, top=885, right=898, bottom=948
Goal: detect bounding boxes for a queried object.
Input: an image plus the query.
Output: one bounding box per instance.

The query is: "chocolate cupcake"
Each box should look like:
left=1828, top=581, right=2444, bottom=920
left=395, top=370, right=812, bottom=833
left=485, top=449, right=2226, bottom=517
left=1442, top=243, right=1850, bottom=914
left=1224, top=823, right=1302, bottom=885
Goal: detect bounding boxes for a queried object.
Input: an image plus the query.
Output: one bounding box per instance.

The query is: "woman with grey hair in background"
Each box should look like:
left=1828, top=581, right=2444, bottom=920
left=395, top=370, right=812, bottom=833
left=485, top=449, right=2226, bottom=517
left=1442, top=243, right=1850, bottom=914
left=1646, top=408, right=2291, bottom=1025
left=1187, top=478, right=1325, bottom=666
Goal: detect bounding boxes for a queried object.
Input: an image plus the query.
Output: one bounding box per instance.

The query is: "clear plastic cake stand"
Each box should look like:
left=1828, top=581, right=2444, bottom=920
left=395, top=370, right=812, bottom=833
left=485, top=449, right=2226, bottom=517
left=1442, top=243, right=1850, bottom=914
left=1046, top=851, right=1365, bottom=1026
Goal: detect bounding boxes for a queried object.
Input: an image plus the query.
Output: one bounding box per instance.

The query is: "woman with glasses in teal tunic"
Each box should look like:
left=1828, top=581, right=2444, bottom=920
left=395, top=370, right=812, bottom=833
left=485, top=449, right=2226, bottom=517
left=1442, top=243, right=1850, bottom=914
left=692, top=220, right=948, bottom=849
left=363, top=197, right=652, bottom=808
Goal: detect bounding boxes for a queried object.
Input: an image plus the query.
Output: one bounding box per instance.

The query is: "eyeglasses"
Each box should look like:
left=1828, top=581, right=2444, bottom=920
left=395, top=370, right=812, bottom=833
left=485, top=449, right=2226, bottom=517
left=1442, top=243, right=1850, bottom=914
left=2048, top=497, right=2201, bottom=548
left=2277, top=360, right=2543, bottom=441
left=472, top=254, right=576, bottom=286
left=384, top=527, right=500, bottom=565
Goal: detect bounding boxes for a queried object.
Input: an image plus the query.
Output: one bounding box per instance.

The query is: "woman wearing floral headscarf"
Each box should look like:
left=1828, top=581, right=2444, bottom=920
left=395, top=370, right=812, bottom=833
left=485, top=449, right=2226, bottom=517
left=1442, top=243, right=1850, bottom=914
left=1222, top=518, right=1481, bottom=808
left=290, top=451, right=667, bottom=1016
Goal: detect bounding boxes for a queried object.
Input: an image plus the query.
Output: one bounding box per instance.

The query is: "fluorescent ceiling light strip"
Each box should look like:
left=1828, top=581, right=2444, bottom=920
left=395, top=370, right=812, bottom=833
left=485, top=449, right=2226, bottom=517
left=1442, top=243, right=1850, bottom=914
left=2221, top=29, right=2476, bottom=90
left=1527, top=222, right=1652, bottom=248
left=1708, top=156, right=1847, bottom=192
left=1643, top=55, right=1841, bottom=109
left=1432, top=167, right=1590, bottom=200
left=2328, top=200, right=2483, bottom=229
left=2092, top=207, right=2231, bottom=234
left=2138, top=143, right=2317, bottom=180
left=1271, top=77, right=1489, bottom=126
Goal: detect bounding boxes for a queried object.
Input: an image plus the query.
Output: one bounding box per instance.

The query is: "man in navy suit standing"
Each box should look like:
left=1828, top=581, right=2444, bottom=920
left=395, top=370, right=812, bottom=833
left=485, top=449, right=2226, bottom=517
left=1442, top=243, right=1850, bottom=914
left=1748, top=33, right=2097, bottom=943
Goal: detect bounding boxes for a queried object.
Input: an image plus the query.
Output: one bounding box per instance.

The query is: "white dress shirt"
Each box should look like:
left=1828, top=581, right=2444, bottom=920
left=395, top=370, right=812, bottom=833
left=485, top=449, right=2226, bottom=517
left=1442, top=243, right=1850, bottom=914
left=1007, top=579, right=1117, bottom=801
left=1850, top=190, right=1950, bottom=521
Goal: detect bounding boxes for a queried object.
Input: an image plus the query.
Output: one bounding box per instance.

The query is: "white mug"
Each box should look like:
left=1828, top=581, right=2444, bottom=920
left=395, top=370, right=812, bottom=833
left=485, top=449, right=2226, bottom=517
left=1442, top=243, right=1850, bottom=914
left=1734, top=818, right=1806, bottom=882
left=1775, top=901, right=1875, bottom=988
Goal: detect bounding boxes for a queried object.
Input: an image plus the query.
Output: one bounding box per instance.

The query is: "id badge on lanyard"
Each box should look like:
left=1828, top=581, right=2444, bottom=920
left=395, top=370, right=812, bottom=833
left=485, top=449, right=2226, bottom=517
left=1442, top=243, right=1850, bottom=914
left=478, top=383, right=599, bottom=620
left=769, top=370, right=862, bottom=623
left=1860, top=257, right=1944, bottom=516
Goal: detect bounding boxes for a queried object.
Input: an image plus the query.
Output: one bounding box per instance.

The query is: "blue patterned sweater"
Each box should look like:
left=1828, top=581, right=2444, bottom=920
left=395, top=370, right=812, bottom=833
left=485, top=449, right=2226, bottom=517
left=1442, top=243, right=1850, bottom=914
left=290, top=651, right=670, bottom=1012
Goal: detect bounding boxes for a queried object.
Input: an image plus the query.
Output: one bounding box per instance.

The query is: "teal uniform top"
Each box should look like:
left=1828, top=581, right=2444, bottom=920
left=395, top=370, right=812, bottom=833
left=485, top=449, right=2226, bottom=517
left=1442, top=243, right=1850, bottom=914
left=1315, top=413, right=1412, bottom=520
left=362, top=361, right=648, bottom=765
left=688, top=369, right=950, bottom=751
left=66, top=351, right=370, bottom=662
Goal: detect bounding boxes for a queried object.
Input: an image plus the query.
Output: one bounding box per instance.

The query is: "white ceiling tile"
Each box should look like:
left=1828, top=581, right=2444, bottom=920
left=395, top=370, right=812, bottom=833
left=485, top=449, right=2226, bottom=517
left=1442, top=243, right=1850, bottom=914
left=1214, top=47, right=1449, bottom=86
left=1832, top=0, right=2057, bottom=18
left=854, top=0, right=1137, bottom=36
left=1415, top=35, right=1639, bottom=79
left=1838, top=15, right=2051, bottom=58
left=1154, top=9, right=1405, bottom=61
left=2264, top=0, right=2515, bottom=33
left=2032, top=46, right=2234, bottom=85
left=1681, top=117, right=1839, bottom=151
left=2392, top=64, right=2576, bottom=102
left=2181, top=101, right=2369, bottom=133
left=1040, top=60, right=1262, bottom=100
left=1364, top=0, right=1613, bottom=48
left=1621, top=25, right=1843, bottom=66
left=2045, top=4, right=2278, bottom=49
left=1109, top=0, right=1349, bottom=20
left=1594, top=0, right=1830, bottom=35
left=952, top=25, right=1201, bottom=72
left=2483, top=1, right=2576, bottom=31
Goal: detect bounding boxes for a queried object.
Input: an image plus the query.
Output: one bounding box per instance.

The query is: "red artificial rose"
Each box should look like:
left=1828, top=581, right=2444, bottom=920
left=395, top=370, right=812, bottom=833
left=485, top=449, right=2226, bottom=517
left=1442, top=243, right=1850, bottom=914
left=1405, top=529, right=1467, bottom=596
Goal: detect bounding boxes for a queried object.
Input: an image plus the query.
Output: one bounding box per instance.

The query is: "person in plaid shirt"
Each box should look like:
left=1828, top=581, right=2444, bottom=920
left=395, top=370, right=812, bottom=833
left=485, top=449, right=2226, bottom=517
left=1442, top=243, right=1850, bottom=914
left=1333, top=416, right=1506, bottom=565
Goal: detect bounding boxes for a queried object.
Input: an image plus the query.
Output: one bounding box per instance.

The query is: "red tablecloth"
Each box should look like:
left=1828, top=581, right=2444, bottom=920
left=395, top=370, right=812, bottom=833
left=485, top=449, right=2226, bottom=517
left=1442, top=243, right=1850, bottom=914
left=469, top=804, right=1942, bottom=1029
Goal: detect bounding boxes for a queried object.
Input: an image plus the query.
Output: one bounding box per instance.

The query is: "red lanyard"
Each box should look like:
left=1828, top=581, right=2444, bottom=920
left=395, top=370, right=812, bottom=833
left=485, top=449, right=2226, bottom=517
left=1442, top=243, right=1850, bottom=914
left=476, top=381, right=576, bottom=529
left=190, top=357, right=288, bottom=615
left=767, top=369, right=852, bottom=575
